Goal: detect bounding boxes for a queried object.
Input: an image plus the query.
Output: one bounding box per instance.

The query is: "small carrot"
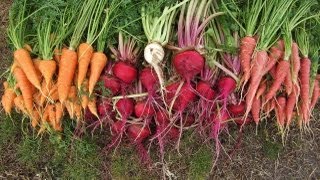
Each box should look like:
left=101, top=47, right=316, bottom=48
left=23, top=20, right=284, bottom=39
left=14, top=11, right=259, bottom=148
left=88, top=97, right=99, bottom=118
left=31, top=109, right=40, bottom=128
left=251, top=95, right=261, bottom=125
left=55, top=102, right=64, bottom=131
left=74, top=103, right=82, bottom=120
left=57, top=48, right=78, bottom=104
left=47, top=104, right=56, bottom=127
left=14, top=95, right=28, bottom=114
left=38, top=60, right=57, bottom=86
left=284, top=70, right=293, bottom=95
left=299, top=57, right=311, bottom=124
left=275, top=96, right=286, bottom=131
left=81, top=94, right=89, bottom=109
left=256, top=80, right=267, bottom=99
left=310, top=80, right=319, bottom=110
left=290, top=42, right=300, bottom=85
left=1, top=86, right=16, bottom=114
left=53, top=48, right=62, bottom=63
left=240, top=36, right=256, bottom=85
left=65, top=101, right=74, bottom=119
left=88, top=52, right=108, bottom=95
left=286, top=85, right=298, bottom=127
left=13, top=67, right=34, bottom=114
left=14, top=48, right=41, bottom=90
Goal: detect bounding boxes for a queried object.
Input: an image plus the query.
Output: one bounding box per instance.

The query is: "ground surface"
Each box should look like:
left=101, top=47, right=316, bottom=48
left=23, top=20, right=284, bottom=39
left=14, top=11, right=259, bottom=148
left=0, top=0, right=320, bottom=179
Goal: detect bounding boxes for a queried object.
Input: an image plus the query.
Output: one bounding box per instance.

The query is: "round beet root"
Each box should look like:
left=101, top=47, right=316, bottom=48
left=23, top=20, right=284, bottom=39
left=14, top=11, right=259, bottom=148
left=112, top=61, right=137, bottom=84
left=127, top=124, right=151, bottom=142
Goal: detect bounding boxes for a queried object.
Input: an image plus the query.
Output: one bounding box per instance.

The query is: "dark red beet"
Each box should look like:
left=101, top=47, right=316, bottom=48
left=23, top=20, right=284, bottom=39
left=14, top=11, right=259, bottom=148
left=111, top=121, right=125, bottom=135
left=167, top=127, right=180, bottom=140
left=116, top=98, right=134, bottom=118
left=134, top=101, right=155, bottom=118
left=98, top=99, right=112, bottom=118
left=166, top=82, right=196, bottom=111
left=112, top=61, right=137, bottom=84
left=228, top=101, right=245, bottom=117
left=140, top=67, right=158, bottom=92
left=196, top=81, right=215, bottom=100
left=235, top=117, right=253, bottom=126
left=218, top=76, right=237, bottom=99
left=184, top=115, right=195, bottom=126
left=127, top=124, right=151, bottom=142
left=173, top=50, right=204, bottom=83
left=85, top=108, right=97, bottom=123
left=102, top=75, right=121, bottom=95
left=155, top=111, right=170, bottom=125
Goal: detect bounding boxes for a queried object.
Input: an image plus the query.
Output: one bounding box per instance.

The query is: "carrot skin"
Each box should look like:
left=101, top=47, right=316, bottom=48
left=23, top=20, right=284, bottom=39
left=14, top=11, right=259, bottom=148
left=14, top=49, right=41, bottom=90
left=38, top=60, right=57, bottom=85
left=299, top=57, right=311, bottom=124
left=77, top=43, right=94, bottom=89
left=57, top=48, right=77, bottom=104
left=88, top=52, right=108, bottom=95
left=291, top=43, right=300, bottom=84
left=251, top=96, right=261, bottom=124
left=284, top=70, right=293, bottom=95
left=263, top=43, right=283, bottom=75
left=1, top=87, right=16, bottom=114
left=256, top=80, right=267, bottom=99
left=276, top=96, right=286, bottom=130
left=240, top=36, right=256, bottom=84
left=310, top=80, right=319, bottom=110
left=286, top=85, right=298, bottom=127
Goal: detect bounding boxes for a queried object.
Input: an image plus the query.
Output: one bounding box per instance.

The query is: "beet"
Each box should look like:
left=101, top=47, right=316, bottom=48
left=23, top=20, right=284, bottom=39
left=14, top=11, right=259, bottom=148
left=112, top=61, right=137, bottom=84
left=127, top=124, right=151, bottom=142
left=111, top=121, right=125, bottom=135
left=98, top=99, right=113, bottom=118
left=134, top=101, right=155, bottom=118
left=167, top=127, right=180, bottom=140
left=235, top=117, right=253, bottom=126
left=155, top=111, right=170, bottom=125
left=166, top=82, right=196, bottom=111
left=196, top=81, right=215, bottom=100
left=173, top=50, right=204, bottom=83
left=116, top=98, right=134, bottom=118
left=140, top=67, right=158, bottom=93
left=228, top=101, right=245, bottom=117
left=218, top=76, right=237, bottom=99
left=102, top=75, right=121, bottom=95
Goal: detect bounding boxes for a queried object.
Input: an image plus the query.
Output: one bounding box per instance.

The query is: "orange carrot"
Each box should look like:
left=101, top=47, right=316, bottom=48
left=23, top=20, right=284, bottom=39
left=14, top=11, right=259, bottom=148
left=299, top=57, right=311, bottom=124
left=14, top=95, right=28, bottom=114
left=81, top=94, right=89, bottom=109
left=14, top=49, right=41, bottom=90
left=245, top=51, right=268, bottom=115
left=88, top=52, right=108, bottom=95
left=1, top=86, right=16, bottom=114
left=68, top=86, right=77, bottom=100
left=57, top=48, right=78, bottom=104
left=13, top=67, right=34, bottom=114
left=47, top=105, right=56, bottom=127
left=65, top=101, right=74, bottom=119
left=77, top=43, right=94, bottom=89
left=265, top=60, right=290, bottom=101
left=310, top=80, right=319, bottom=110
left=240, top=36, right=256, bottom=85
left=55, top=102, right=63, bottom=131
left=251, top=95, right=261, bottom=125
left=74, top=103, right=82, bottom=120
left=88, top=97, right=99, bottom=118
left=54, top=48, right=62, bottom=63
left=11, top=60, right=19, bottom=72
left=31, top=110, right=40, bottom=128
left=38, top=60, right=57, bottom=86
left=42, top=105, right=50, bottom=123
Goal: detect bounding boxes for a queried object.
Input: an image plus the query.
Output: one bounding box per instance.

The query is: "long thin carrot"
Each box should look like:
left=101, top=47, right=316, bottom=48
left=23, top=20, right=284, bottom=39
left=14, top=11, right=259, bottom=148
left=1, top=86, right=16, bottom=114
left=240, top=36, right=256, bottom=85
left=299, top=57, right=311, bottom=124
left=251, top=95, right=261, bottom=125
left=57, top=48, right=77, bottom=104
left=291, top=42, right=300, bottom=85
left=88, top=97, right=99, bottom=119
left=265, top=60, right=290, bottom=102
left=286, top=85, right=298, bottom=128
left=256, top=80, right=267, bottom=99
left=77, top=43, right=94, bottom=89
left=55, top=102, right=63, bottom=131
left=275, top=96, right=286, bottom=131
left=31, top=109, right=40, bottom=128
left=284, top=70, right=293, bottom=95
left=310, top=79, right=319, bottom=110
left=88, top=52, right=108, bottom=95
left=13, top=67, right=34, bottom=114
left=263, top=40, right=284, bottom=75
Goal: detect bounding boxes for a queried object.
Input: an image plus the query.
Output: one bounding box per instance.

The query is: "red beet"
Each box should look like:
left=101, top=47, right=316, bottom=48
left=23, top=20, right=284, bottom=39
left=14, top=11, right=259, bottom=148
left=127, top=124, right=151, bottom=142
left=173, top=50, right=204, bottom=83
left=155, top=111, right=170, bottom=125
left=134, top=101, right=155, bottom=118
left=218, top=76, right=237, bottom=99
left=98, top=99, right=113, bottom=118
left=140, top=67, right=158, bottom=93
left=228, top=101, right=245, bottom=117
left=102, top=75, right=121, bottom=95
left=166, top=82, right=196, bottom=111
left=112, top=61, right=137, bottom=84
left=111, top=121, right=125, bottom=135
left=235, top=117, right=253, bottom=126
left=116, top=98, right=134, bottom=118
left=167, top=127, right=180, bottom=140
left=196, top=81, right=215, bottom=100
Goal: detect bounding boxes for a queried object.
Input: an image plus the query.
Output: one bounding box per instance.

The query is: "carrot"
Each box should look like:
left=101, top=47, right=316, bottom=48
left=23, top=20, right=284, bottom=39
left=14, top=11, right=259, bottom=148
left=88, top=97, right=99, bottom=118
left=57, top=48, right=77, bottom=104
left=286, top=85, right=298, bottom=127
left=265, top=60, right=290, bottom=102
left=54, top=48, right=62, bottom=63
left=31, top=110, right=40, bottom=128
left=42, top=105, right=50, bottom=123
left=251, top=95, right=261, bottom=124
left=240, top=36, right=256, bottom=85
left=256, top=80, right=267, bottom=99
left=88, top=52, right=108, bottom=95
left=291, top=42, right=300, bottom=85
left=275, top=96, right=286, bottom=131
left=47, top=105, right=56, bottom=128
left=74, top=103, right=82, bottom=120
left=13, top=67, right=34, bottom=114
left=39, top=81, right=52, bottom=106
left=77, top=43, right=94, bottom=89
left=245, top=51, right=268, bottom=115
left=38, top=60, right=57, bottom=86
left=65, top=101, right=74, bottom=119
left=68, top=86, right=77, bottom=101
left=284, top=70, right=293, bottom=95
left=33, top=92, right=42, bottom=106
left=10, top=60, right=19, bottom=72
left=310, top=79, right=319, bottom=110
left=55, top=102, right=63, bottom=131
left=299, top=57, right=311, bottom=124
left=1, top=86, right=16, bottom=114
left=316, top=74, right=320, bottom=81
left=81, top=94, right=89, bottom=109
left=263, top=40, right=284, bottom=75
left=14, top=95, right=28, bottom=114
left=14, top=49, right=41, bottom=90
left=269, top=65, right=277, bottom=79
